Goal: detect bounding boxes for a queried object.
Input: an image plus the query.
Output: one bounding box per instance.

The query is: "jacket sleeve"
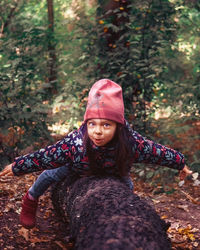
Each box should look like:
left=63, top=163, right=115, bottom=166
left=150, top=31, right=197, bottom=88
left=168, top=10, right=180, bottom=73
left=127, top=125, right=185, bottom=170
left=12, top=131, right=76, bottom=176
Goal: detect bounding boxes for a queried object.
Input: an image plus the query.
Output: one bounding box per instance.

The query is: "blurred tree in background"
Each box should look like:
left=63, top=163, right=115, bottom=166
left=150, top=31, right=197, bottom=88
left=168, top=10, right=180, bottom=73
left=87, top=0, right=177, bottom=133
left=0, top=0, right=51, bottom=165
left=0, top=0, right=199, bottom=185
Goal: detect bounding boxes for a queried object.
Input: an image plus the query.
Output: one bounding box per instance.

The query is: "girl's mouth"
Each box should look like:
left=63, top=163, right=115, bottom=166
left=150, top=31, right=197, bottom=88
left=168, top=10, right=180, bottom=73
left=94, top=138, right=103, bottom=144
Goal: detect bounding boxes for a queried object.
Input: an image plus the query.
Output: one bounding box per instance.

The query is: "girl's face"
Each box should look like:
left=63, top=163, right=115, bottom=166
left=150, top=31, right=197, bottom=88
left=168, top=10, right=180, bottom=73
left=87, top=119, right=117, bottom=147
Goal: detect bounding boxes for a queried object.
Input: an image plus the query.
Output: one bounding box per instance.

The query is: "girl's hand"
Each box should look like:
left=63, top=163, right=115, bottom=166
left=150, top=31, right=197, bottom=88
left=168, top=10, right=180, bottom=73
left=0, top=164, right=14, bottom=177
left=179, top=165, right=193, bottom=180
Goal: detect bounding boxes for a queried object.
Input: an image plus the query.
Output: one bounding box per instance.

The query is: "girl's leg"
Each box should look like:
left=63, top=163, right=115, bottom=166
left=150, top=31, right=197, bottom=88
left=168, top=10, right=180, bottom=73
left=20, top=165, right=70, bottom=229
left=29, top=165, right=70, bottom=199
left=121, top=176, right=134, bottom=191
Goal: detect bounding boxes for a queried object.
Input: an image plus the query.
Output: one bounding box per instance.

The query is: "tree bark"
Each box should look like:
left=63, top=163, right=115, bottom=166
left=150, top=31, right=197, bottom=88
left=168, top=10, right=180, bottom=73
left=46, top=0, right=57, bottom=95
left=52, top=175, right=171, bottom=250
left=0, top=1, right=20, bottom=37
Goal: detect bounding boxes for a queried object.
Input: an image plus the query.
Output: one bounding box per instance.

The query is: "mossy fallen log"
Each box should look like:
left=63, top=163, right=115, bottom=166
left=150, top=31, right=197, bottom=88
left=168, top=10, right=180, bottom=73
left=52, top=175, right=171, bottom=250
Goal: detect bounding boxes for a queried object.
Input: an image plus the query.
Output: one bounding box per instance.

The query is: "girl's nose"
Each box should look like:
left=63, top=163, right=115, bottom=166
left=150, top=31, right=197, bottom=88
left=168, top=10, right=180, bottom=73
left=94, top=125, right=102, bottom=134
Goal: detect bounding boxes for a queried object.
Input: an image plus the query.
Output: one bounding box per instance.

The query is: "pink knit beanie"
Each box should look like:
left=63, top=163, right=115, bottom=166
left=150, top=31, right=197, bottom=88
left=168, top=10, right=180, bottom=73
left=84, top=79, right=124, bottom=124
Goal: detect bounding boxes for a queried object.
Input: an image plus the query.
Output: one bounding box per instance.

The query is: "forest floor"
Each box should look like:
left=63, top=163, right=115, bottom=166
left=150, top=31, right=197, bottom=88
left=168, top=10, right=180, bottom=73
left=0, top=172, right=200, bottom=250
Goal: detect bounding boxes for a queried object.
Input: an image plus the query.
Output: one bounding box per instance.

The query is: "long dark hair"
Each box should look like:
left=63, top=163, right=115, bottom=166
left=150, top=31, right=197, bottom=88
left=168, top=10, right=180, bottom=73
left=83, top=122, right=132, bottom=177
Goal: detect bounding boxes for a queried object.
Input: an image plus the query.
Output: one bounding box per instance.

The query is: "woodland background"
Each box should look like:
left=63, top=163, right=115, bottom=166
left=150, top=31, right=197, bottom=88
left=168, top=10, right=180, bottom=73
left=0, top=0, right=199, bottom=184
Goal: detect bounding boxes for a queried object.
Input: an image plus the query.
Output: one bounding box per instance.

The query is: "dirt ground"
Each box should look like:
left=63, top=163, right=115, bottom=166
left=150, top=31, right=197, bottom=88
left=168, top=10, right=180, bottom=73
left=0, top=173, right=200, bottom=250
left=135, top=176, right=200, bottom=250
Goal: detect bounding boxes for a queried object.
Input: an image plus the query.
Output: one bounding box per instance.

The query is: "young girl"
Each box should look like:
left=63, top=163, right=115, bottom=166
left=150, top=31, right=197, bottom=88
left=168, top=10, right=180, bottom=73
left=0, top=79, right=192, bottom=229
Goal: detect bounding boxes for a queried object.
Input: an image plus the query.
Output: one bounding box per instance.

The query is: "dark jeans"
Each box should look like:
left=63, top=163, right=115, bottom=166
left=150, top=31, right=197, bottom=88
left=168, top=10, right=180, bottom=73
left=29, top=165, right=134, bottom=199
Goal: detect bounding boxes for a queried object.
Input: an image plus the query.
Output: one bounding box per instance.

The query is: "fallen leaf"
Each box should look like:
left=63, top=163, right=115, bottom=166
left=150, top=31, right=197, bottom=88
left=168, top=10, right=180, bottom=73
left=3, top=203, right=15, bottom=213
left=193, top=242, right=199, bottom=248
left=178, top=180, right=185, bottom=187
left=152, top=199, right=160, bottom=204
left=192, top=172, right=199, bottom=181
left=55, top=240, right=68, bottom=249
left=177, top=204, right=189, bottom=212
left=178, top=226, right=196, bottom=241
left=29, top=236, right=50, bottom=243
left=18, top=227, right=29, bottom=241
left=170, top=222, right=180, bottom=230
left=193, top=179, right=200, bottom=186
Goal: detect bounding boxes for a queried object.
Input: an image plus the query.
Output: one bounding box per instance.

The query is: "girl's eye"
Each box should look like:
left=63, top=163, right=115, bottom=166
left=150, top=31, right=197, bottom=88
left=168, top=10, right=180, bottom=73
left=104, top=123, right=110, bottom=128
left=88, top=122, right=94, bottom=126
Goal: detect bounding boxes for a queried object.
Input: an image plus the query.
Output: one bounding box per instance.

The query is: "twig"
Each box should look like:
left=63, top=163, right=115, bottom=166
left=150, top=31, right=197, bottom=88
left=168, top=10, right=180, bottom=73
left=179, top=189, right=200, bottom=205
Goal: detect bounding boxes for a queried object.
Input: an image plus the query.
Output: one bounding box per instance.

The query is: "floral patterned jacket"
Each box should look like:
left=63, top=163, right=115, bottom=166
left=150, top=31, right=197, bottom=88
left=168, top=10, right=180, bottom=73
left=12, top=121, right=185, bottom=176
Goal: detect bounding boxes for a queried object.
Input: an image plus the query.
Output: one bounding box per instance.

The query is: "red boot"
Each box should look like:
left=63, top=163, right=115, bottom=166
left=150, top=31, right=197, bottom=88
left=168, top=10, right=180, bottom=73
left=20, top=192, right=38, bottom=229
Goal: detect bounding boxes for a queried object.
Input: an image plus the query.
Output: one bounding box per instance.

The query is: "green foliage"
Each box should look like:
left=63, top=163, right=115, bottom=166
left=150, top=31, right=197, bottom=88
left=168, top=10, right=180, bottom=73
left=131, top=163, right=177, bottom=194
left=152, top=0, right=200, bottom=118
left=0, top=0, right=52, bottom=165
left=0, top=0, right=199, bottom=186
left=71, top=0, right=178, bottom=133
left=147, top=2, right=200, bottom=182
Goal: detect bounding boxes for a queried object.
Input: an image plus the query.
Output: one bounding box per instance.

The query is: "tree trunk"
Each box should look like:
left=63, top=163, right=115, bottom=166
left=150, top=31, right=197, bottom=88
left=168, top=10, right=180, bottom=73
left=46, top=0, right=57, bottom=95
left=0, top=1, right=20, bottom=37
left=52, top=175, right=171, bottom=250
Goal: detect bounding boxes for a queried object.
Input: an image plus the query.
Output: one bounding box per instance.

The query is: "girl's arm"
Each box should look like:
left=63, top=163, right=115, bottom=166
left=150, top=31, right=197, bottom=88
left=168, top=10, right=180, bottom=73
left=126, top=122, right=191, bottom=174
left=2, top=129, right=80, bottom=176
